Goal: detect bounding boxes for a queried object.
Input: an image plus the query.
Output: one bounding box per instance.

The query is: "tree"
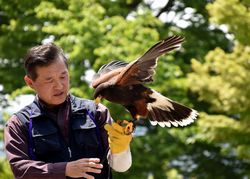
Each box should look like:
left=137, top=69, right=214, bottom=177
left=186, top=0, right=250, bottom=177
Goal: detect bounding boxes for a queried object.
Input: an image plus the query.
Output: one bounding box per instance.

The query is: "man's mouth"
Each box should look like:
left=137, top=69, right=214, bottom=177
left=54, top=92, right=64, bottom=96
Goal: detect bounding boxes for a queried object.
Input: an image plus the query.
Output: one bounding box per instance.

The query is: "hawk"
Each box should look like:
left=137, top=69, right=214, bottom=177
left=91, top=36, right=198, bottom=133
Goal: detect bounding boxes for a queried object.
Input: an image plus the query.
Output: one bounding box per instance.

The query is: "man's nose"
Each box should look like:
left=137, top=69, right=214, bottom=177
left=54, top=80, right=64, bottom=90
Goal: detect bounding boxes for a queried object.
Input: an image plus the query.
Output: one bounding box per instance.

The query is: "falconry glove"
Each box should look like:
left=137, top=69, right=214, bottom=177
left=104, top=121, right=132, bottom=154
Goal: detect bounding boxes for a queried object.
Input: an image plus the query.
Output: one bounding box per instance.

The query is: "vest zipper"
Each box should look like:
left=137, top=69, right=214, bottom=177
left=68, top=147, right=72, bottom=158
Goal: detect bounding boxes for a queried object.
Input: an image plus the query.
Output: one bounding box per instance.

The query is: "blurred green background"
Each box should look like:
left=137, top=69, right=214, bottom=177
left=0, top=0, right=250, bottom=178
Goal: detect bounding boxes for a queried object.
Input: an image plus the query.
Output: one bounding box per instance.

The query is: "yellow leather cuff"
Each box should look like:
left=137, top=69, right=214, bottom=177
left=104, top=121, right=132, bottom=154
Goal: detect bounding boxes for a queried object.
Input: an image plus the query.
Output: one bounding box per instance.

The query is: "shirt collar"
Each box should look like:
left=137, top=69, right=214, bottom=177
left=30, top=94, right=70, bottom=118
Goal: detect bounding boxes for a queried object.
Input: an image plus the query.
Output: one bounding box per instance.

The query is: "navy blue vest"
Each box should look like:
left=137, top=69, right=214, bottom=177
left=15, top=94, right=111, bottom=179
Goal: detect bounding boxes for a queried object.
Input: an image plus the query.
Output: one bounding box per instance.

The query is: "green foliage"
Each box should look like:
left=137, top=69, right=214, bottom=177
left=188, top=43, right=250, bottom=161
left=186, top=0, right=250, bottom=176
left=189, top=44, right=250, bottom=115
left=96, top=0, right=143, bottom=17
left=207, top=0, right=250, bottom=45
left=0, top=158, right=13, bottom=179
left=10, top=86, right=35, bottom=99
left=0, top=0, right=45, bottom=93
left=93, top=12, right=161, bottom=69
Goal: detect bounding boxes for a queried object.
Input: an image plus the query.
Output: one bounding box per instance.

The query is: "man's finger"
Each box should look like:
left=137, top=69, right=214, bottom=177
left=78, top=158, right=100, bottom=163
left=80, top=162, right=103, bottom=169
left=83, top=167, right=102, bottom=174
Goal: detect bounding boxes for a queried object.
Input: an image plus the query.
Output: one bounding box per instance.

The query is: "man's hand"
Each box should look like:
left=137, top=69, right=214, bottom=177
left=104, top=121, right=132, bottom=154
left=65, top=158, right=103, bottom=179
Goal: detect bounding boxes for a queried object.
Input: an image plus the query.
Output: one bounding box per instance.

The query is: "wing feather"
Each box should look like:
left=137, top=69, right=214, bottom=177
left=97, top=60, right=128, bottom=75
left=91, top=60, right=128, bottom=88
left=115, top=36, right=185, bottom=86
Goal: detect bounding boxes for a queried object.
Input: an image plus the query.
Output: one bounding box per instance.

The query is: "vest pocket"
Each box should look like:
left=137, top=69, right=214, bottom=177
left=32, top=121, right=61, bottom=155
left=72, top=113, right=99, bottom=155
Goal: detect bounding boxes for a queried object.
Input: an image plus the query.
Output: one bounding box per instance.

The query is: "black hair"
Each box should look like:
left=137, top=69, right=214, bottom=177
left=24, top=43, right=68, bottom=80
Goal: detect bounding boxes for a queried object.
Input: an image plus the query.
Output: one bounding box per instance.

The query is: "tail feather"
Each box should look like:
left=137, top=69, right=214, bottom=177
left=147, top=90, right=198, bottom=128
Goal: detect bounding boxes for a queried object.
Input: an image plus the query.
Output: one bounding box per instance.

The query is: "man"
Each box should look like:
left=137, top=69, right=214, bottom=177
left=4, top=43, right=132, bottom=179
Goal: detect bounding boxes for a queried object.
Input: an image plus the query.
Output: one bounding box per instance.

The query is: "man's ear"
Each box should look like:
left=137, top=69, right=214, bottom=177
left=24, top=75, right=34, bottom=89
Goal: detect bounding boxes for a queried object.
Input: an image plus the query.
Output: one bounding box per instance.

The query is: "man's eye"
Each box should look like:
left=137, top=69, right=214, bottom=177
left=46, top=80, right=53, bottom=83
left=61, top=75, right=68, bottom=79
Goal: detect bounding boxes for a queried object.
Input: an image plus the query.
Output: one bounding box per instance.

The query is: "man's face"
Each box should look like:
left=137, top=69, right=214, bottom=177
left=25, top=57, right=69, bottom=106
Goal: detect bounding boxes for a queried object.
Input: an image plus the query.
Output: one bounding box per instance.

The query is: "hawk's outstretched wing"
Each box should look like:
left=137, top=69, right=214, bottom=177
left=115, top=36, right=185, bottom=86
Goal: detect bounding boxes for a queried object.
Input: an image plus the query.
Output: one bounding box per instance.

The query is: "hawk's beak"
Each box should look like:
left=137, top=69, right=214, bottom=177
left=94, top=95, right=102, bottom=104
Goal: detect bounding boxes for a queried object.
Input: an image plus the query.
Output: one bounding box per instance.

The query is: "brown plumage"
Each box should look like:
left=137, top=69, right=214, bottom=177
left=92, top=36, right=198, bottom=128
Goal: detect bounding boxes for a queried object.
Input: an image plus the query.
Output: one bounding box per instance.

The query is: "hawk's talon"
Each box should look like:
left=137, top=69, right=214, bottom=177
left=117, top=120, right=136, bottom=135
left=124, top=122, right=134, bottom=135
